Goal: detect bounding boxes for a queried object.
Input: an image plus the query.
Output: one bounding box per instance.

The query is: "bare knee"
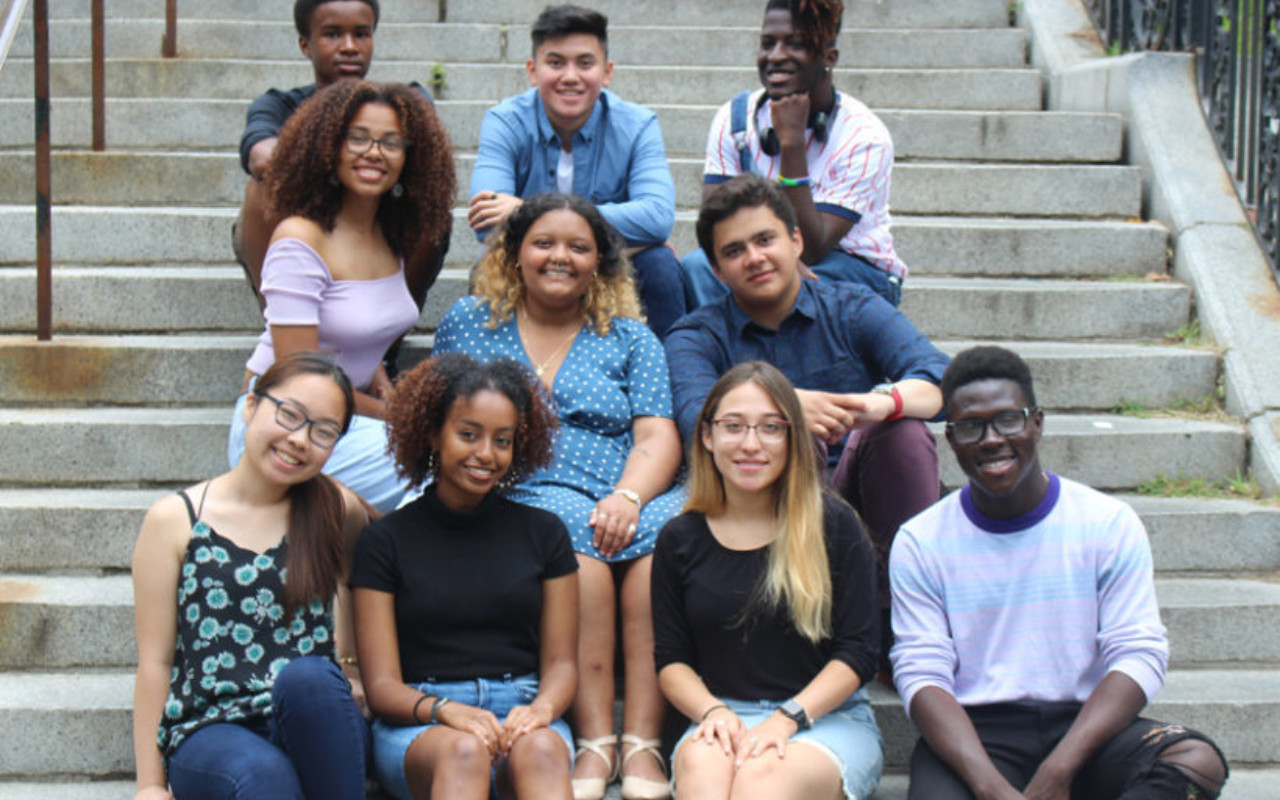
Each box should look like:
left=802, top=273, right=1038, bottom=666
left=1159, top=739, right=1227, bottom=796
left=508, top=728, right=570, bottom=775
left=673, top=741, right=734, bottom=799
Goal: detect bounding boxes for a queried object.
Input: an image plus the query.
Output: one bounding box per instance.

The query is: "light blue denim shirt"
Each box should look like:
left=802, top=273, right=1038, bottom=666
left=470, top=88, right=676, bottom=247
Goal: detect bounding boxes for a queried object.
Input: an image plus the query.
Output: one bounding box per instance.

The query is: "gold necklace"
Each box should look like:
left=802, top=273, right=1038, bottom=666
left=520, top=311, right=582, bottom=378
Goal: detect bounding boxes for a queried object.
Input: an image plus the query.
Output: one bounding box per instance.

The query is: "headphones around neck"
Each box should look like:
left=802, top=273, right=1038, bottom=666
left=756, top=90, right=839, bottom=156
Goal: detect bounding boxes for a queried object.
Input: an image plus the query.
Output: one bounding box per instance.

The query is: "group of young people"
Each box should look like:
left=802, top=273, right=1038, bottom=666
left=130, top=0, right=1230, bottom=799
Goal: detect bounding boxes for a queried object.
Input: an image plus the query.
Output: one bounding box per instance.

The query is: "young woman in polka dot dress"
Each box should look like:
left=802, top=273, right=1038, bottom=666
left=435, top=194, right=682, bottom=799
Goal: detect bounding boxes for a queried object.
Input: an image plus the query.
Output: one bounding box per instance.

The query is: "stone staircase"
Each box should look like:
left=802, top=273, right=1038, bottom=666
left=1, top=1, right=1277, bottom=797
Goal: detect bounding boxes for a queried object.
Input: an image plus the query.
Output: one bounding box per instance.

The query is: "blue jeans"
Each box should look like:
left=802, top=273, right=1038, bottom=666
left=371, top=673, right=573, bottom=800
left=166, top=656, right=370, bottom=800
left=631, top=244, right=688, bottom=339
left=681, top=247, right=902, bottom=308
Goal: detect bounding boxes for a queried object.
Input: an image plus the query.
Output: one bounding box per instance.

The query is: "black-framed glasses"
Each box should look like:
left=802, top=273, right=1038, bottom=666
left=945, top=407, right=1038, bottom=445
left=344, top=129, right=406, bottom=157
left=710, top=418, right=791, bottom=443
left=258, top=392, right=343, bottom=449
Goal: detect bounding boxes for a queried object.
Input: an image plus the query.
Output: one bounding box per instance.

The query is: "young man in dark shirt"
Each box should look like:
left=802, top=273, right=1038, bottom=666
left=666, top=174, right=948, bottom=654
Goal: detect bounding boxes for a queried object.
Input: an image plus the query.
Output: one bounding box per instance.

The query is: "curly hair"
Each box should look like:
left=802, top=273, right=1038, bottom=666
left=385, top=353, right=558, bottom=490
left=266, top=81, right=455, bottom=260
left=472, top=193, right=643, bottom=335
left=766, top=0, right=844, bottom=53
left=940, top=345, right=1037, bottom=413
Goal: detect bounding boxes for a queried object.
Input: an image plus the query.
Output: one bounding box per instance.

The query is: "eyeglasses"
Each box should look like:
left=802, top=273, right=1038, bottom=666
left=344, top=129, right=406, bottom=157
left=257, top=392, right=344, bottom=449
left=945, top=407, right=1038, bottom=445
left=710, top=418, right=791, bottom=443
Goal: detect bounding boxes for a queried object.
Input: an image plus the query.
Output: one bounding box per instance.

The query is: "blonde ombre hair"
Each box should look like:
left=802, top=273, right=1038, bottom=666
left=472, top=193, right=643, bottom=335
left=684, top=361, right=832, bottom=642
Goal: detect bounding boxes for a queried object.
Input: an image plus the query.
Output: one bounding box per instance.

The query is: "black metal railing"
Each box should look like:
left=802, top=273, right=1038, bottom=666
left=1082, top=0, right=1280, bottom=283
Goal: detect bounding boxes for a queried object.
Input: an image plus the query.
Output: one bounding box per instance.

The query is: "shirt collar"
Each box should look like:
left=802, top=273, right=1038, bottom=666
left=726, top=278, right=818, bottom=336
left=535, top=88, right=607, bottom=146
left=959, top=473, right=1062, bottom=534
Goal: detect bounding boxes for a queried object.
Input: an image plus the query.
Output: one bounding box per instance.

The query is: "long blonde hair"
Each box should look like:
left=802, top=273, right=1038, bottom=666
left=684, top=362, right=832, bottom=642
left=472, top=193, right=643, bottom=335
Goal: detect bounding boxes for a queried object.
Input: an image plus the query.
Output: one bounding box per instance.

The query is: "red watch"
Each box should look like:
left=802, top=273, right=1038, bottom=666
left=872, top=383, right=904, bottom=421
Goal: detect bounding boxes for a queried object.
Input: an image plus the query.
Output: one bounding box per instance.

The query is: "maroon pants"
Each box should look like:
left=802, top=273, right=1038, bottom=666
left=822, top=418, right=940, bottom=609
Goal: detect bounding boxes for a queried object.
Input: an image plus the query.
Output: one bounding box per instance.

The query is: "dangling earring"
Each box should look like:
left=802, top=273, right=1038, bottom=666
left=327, top=171, right=340, bottom=187
left=391, top=182, right=404, bottom=198
left=497, top=471, right=516, bottom=491
left=427, top=450, right=440, bottom=478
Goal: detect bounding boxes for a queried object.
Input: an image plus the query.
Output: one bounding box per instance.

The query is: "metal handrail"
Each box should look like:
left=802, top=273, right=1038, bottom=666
left=0, top=0, right=30, bottom=73
left=1081, top=0, right=1280, bottom=287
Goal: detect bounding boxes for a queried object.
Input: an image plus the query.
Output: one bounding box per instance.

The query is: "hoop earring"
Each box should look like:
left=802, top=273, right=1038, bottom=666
left=390, top=182, right=404, bottom=198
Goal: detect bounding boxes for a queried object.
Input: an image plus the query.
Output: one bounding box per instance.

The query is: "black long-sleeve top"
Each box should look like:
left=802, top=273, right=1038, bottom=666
left=652, top=493, right=880, bottom=700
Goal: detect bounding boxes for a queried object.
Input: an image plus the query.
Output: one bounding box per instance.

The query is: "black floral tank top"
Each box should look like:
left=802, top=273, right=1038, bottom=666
left=157, top=487, right=335, bottom=757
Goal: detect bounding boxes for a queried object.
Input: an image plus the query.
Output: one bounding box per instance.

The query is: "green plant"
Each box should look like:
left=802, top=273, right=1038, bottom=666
left=1110, top=398, right=1150, bottom=417
left=1162, top=318, right=1206, bottom=346
left=428, top=62, right=448, bottom=99
left=1135, top=470, right=1264, bottom=500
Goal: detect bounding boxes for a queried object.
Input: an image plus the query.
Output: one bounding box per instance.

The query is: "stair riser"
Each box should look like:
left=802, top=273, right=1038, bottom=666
left=0, top=154, right=1145, bottom=219
left=35, top=0, right=1012, bottom=28
left=0, top=682, right=1270, bottom=777
left=0, top=337, right=1219, bottom=410
left=0, top=270, right=1188, bottom=341
left=0, top=208, right=1170, bottom=275
left=9, top=21, right=1027, bottom=69
left=0, top=101, right=1123, bottom=163
left=0, top=415, right=1244, bottom=488
left=0, top=61, right=1044, bottom=110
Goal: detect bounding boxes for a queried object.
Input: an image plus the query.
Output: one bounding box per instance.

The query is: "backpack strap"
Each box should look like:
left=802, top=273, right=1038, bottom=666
left=730, top=90, right=755, bottom=174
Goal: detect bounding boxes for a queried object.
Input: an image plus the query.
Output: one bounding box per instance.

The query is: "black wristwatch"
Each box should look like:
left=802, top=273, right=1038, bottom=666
left=777, top=698, right=811, bottom=730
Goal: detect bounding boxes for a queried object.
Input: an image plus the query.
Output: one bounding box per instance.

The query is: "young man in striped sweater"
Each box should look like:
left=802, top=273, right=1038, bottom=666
left=889, top=345, right=1227, bottom=800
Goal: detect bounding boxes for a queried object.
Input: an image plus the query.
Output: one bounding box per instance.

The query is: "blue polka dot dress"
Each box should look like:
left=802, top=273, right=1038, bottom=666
left=435, top=297, right=685, bottom=562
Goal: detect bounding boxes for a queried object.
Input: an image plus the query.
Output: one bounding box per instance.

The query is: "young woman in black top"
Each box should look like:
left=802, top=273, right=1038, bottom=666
left=652, top=361, right=883, bottom=800
left=351, top=353, right=578, bottom=800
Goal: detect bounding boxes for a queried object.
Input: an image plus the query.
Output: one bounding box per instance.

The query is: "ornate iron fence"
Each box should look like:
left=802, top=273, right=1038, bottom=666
left=1082, top=0, right=1280, bottom=282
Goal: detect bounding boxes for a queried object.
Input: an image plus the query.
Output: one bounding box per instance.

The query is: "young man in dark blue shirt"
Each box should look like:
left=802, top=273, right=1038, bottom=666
left=665, top=174, right=948, bottom=643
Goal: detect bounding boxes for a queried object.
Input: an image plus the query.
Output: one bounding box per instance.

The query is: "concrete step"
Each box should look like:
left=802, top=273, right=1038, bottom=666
left=0, top=60, right=1046, bottom=110
left=2, top=668, right=1273, bottom=776
left=1126, top=495, right=1280, bottom=574
left=0, top=575, right=134, bottom=669
left=0, top=406, right=230, bottom=486
left=0, top=153, right=1144, bottom=220
left=5, top=491, right=1274, bottom=577
left=902, top=277, right=1191, bottom=340
left=0, top=99, right=1123, bottom=163
left=1158, top=579, right=1280, bottom=667
left=934, top=415, right=1246, bottom=491
left=0, top=267, right=1187, bottom=341
left=10, top=20, right=1028, bottom=69
left=10, top=572, right=1273, bottom=671
left=0, top=206, right=1168, bottom=274
left=36, top=0, right=1014, bottom=29
left=0, top=335, right=1217, bottom=411
left=894, top=217, right=1168, bottom=278
left=0, top=409, right=1242, bottom=488
left=3, top=769, right=1276, bottom=800
left=0, top=488, right=159, bottom=572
